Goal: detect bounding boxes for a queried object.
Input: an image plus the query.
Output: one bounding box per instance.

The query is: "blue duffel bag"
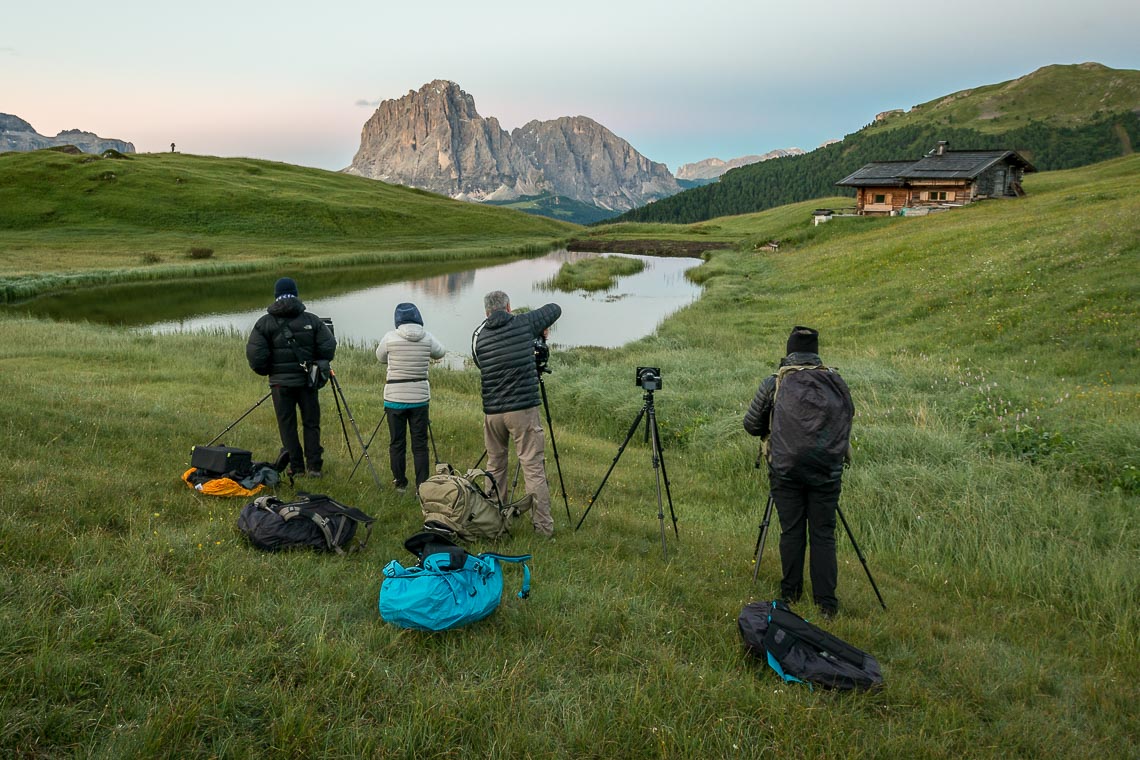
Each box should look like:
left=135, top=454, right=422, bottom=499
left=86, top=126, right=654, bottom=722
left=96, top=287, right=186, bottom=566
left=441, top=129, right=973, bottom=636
left=379, top=534, right=532, bottom=631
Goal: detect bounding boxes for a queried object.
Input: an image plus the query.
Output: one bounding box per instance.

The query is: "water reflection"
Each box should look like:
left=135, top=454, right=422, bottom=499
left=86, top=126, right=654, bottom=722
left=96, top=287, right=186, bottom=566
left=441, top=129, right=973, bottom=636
left=142, top=250, right=703, bottom=356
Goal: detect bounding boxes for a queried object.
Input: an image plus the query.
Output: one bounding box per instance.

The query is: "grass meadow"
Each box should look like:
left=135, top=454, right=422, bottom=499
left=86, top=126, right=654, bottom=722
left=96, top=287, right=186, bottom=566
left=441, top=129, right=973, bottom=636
left=0, top=155, right=1137, bottom=758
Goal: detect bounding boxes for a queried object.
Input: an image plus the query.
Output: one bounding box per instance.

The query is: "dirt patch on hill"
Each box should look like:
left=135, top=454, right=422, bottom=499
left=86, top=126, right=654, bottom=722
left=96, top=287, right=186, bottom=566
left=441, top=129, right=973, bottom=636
left=566, top=238, right=732, bottom=257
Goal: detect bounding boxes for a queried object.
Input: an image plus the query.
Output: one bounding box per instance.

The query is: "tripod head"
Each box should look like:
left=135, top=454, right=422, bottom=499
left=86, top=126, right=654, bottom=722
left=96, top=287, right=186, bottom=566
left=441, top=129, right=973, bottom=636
left=534, top=336, right=551, bottom=376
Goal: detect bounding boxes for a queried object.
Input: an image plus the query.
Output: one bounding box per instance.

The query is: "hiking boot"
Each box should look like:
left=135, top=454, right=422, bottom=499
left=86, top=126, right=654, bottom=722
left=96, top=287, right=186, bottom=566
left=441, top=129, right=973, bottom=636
left=393, top=480, right=408, bottom=494
left=306, top=470, right=322, bottom=479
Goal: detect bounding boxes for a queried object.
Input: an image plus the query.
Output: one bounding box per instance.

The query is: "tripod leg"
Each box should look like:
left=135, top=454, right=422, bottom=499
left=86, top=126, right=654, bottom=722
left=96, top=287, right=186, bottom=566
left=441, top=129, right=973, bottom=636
left=648, top=405, right=679, bottom=539
left=473, top=450, right=487, bottom=470
left=328, top=373, right=385, bottom=492
left=510, top=458, right=522, bottom=503
left=752, top=492, right=775, bottom=583
left=836, top=504, right=887, bottom=610
left=207, top=391, right=272, bottom=446
left=575, top=404, right=647, bottom=531
left=646, top=403, right=669, bottom=561
left=540, top=379, right=571, bottom=521
left=428, top=419, right=440, bottom=464
left=351, top=408, right=387, bottom=480
left=330, top=379, right=354, bottom=459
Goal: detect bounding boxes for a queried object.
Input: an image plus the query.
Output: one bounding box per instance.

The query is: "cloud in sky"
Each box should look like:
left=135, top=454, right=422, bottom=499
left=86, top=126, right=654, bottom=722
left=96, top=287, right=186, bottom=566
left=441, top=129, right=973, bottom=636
left=355, top=99, right=380, bottom=108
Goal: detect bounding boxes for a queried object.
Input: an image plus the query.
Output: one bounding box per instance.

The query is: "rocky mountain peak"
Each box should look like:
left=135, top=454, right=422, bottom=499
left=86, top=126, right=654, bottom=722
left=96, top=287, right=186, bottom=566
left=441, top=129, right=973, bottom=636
left=346, top=83, right=680, bottom=213
left=0, top=113, right=135, bottom=155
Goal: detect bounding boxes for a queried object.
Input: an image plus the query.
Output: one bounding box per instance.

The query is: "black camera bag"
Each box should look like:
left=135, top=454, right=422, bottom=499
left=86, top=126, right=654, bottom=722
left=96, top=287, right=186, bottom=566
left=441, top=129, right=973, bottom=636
left=738, top=600, right=883, bottom=691
left=191, top=445, right=253, bottom=475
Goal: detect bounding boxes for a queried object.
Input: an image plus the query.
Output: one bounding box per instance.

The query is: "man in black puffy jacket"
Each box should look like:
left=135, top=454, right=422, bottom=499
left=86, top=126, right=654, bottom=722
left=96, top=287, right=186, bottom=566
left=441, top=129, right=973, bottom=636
left=471, top=290, right=561, bottom=536
left=246, top=277, right=337, bottom=477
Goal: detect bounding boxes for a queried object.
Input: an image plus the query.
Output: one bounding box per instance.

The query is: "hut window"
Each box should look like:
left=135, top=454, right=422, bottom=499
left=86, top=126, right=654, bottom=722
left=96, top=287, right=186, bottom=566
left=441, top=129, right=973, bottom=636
left=873, top=193, right=886, bottom=204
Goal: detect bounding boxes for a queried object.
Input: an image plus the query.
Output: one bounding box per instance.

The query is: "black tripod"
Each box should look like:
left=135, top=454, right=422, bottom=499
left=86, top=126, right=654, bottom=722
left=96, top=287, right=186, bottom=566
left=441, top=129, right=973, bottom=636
left=752, top=490, right=887, bottom=610
left=206, top=391, right=272, bottom=446
left=326, top=371, right=385, bottom=492
left=352, top=410, right=441, bottom=482
left=575, top=387, right=678, bottom=559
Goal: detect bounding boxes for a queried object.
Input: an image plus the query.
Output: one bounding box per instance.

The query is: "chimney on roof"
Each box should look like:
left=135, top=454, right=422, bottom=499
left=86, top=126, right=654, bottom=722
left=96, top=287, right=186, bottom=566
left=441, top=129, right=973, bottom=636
left=936, top=140, right=948, bottom=156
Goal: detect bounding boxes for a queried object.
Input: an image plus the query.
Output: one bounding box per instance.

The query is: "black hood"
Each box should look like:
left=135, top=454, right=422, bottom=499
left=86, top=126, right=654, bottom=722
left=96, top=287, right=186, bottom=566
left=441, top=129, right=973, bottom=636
left=268, top=296, right=306, bottom=318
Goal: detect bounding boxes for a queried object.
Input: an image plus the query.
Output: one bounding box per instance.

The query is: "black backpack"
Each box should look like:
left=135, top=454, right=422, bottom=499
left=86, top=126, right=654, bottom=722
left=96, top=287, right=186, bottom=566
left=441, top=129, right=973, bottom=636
left=766, top=365, right=854, bottom=485
left=738, top=600, right=883, bottom=691
left=237, top=494, right=375, bottom=554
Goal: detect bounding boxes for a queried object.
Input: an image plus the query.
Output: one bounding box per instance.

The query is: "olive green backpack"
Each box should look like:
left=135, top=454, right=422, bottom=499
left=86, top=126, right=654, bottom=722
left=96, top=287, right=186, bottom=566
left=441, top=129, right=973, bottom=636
left=417, top=463, right=533, bottom=542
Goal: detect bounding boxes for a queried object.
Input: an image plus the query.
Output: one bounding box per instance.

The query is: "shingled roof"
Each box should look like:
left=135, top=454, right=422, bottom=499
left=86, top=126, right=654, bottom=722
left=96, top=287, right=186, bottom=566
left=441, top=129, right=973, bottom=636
left=837, top=149, right=1036, bottom=187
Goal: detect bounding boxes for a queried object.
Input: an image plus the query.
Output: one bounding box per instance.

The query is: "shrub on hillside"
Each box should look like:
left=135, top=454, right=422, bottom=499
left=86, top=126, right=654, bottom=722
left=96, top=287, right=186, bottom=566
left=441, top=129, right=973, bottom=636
left=188, top=247, right=214, bottom=260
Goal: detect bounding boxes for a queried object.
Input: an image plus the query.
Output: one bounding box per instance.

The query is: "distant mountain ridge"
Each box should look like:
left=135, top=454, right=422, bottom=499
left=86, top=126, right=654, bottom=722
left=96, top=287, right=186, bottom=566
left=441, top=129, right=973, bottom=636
left=676, top=148, right=805, bottom=180
left=345, top=80, right=680, bottom=220
left=1, top=114, right=135, bottom=155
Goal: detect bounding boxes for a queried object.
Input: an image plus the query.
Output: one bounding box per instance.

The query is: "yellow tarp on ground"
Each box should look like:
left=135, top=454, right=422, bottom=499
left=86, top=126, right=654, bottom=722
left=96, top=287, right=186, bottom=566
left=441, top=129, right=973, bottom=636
left=182, top=468, right=267, bottom=498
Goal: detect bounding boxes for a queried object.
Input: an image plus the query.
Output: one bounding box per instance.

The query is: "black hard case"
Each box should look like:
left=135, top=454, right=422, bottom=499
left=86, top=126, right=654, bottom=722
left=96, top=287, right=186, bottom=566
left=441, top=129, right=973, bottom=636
left=191, top=445, right=253, bottom=474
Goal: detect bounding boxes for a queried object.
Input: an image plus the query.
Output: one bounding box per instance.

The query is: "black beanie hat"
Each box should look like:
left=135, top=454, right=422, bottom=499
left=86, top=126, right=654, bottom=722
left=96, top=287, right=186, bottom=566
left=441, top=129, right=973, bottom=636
left=394, top=302, right=423, bottom=327
left=274, top=277, right=298, bottom=300
left=786, top=325, right=819, bottom=355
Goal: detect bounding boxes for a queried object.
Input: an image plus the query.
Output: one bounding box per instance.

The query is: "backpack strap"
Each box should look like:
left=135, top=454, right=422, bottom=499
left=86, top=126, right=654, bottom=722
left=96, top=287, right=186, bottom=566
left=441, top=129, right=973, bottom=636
left=480, top=553, right=533, bottom=599
left=464, top=468, right=501, bottom=506
left=284, top=496, right=376, bottom=554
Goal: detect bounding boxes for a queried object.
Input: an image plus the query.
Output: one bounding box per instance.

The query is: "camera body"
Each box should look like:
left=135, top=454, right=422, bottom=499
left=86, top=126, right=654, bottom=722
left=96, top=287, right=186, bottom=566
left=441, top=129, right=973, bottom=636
left=534, top=336, right=551, bottom=375
left=636, top=366, right=662, bottom=391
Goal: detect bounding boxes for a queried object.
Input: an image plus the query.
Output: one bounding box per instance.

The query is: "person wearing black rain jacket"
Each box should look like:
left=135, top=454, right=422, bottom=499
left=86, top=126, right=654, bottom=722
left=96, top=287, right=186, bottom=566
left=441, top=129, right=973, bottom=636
left=246, top=277, right=337, bottom=477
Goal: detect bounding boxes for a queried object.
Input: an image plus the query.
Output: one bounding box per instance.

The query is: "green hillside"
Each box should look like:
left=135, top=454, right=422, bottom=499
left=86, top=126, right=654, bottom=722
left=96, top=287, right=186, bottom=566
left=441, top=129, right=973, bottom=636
left=0, top=155, right=1137, bottom=756
left=2, top=154, right=1136, bottom=756
left=613, top=63, right=1140, bottom=225
left=0, top=148, right=577, bottom=301
left=866, top=62, right=1140, bottom=135
left=483, top=191, right=621, bottom=225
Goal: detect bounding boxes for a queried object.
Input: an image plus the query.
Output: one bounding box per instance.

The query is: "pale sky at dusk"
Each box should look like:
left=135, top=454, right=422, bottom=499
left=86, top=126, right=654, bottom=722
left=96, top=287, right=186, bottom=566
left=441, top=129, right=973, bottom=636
left=4, top=0, right=1138, bottom=174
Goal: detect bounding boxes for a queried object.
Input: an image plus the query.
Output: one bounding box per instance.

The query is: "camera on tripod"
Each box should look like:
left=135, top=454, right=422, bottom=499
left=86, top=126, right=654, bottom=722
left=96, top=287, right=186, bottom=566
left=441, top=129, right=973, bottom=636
left=636, top=366, right=662, bottom=391
left=534, top=336, right=551, bottom=375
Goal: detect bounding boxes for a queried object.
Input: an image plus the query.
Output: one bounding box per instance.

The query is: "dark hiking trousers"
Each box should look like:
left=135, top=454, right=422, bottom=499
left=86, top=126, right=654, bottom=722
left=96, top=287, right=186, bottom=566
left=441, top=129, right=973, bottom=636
left=770, top=474, right=842, bottom=611
left=387, top=405, right=430, bottom=488
left=272, top=384, right=323, bottom=473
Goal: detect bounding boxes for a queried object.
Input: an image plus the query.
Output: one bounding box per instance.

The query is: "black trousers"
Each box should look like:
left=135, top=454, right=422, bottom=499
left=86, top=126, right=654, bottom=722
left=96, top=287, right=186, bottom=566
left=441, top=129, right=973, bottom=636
left=271, top=384, right=323, bottom=473
left=387, top=405, right=430, bottom=487
left=770, top=474, right=842, bottom=611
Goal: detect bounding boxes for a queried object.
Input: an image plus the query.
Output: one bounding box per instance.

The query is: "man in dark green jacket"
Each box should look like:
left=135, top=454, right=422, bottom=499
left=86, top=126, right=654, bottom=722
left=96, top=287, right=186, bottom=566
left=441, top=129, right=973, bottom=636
left=472, top=290, right=561, bottom=536
left=246, top=277, right=337, bottom=477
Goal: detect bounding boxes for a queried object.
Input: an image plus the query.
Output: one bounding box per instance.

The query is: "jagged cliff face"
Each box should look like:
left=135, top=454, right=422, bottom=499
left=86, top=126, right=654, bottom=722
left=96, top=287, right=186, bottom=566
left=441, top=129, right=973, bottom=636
left=0, top=114, right=135, bottom=154
left=512, top=116, right=680, bottom=212
left=346, top=81, right=680, bottom=212
left=347, top=81, right=544, bottom=200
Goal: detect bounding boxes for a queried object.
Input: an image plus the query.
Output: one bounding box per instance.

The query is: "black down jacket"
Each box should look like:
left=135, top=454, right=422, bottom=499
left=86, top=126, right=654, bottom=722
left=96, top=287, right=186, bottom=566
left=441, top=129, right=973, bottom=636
left=246, top=297, right=337, bottom=388
left=473, top=303, right=561, bottom=415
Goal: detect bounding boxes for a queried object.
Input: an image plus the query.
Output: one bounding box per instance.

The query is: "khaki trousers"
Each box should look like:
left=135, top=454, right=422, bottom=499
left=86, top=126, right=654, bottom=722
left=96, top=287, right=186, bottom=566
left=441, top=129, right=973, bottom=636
left=483, top=406, right=553, bottom=535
